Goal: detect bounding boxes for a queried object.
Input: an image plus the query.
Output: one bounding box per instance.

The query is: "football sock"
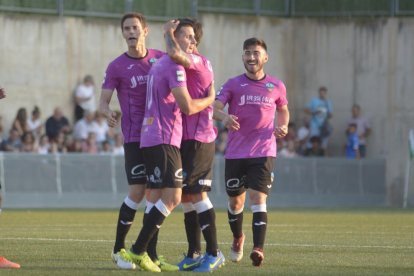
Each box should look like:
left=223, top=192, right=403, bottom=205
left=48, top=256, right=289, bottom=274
left=114, top=197, right=138, bottom=253
left=182, top=202, right=201, bottom=257
left=144, top=203, right=159, bottom=261
left=132, top=199, right=169, bottom=255
left=228, top=203, right=244, bottom=239
left=195, top=198, right=218, bottom=256
left=251, top=204, right=267, bottom=249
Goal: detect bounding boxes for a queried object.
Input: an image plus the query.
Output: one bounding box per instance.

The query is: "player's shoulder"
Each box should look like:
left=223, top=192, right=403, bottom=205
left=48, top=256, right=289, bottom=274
left=147, top=48, right=165, bottom=58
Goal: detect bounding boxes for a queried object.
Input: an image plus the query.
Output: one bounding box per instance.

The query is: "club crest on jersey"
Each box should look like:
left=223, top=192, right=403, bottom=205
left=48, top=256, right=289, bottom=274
left=266, top=83, right=275, bottom=92
left=149, top=58, right=157, bottom=65
left=176, top=70, right=185, bottom=82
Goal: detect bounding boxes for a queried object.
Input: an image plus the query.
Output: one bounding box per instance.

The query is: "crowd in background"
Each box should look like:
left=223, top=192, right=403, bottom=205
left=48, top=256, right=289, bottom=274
left=0, top=78, right=371, bottom=158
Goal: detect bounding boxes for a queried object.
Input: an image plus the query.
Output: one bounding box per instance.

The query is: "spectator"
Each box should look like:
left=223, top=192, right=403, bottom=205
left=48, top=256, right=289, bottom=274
left=100, top=140, right=112, bottom=154
left=50, top=131, right=68, bottom=153
left=112, top=133, right=124, bottom=155
left=296, top=116, right=310, bottom=155
left=74, top=75, right=96, bottom=122
left=0, top=116, right=4, bottom=149
left=215, top=128, right=228, bottom=154
left=344, top=123, right=360, bottom=159
left=94, top=111, right=111, bottom=145
left=304, top=136, right=325, bottom=157
left=279, top=140, right=298, bottom=158
left=20, top=131, right=37, bottom=153
left=347, top=104, right=371, bottom=158
left=11, top=107, right=29, bottom=137
left=27, top=106, right=43, bottom=139
left=81, top=132, right=98, bottom=154
left=2, top=129, right=22, bottom=152
left=304, top=86, right=333, bottom=150
left=72, top=110, right=98, bottom=141
left=37, top=134, right=51, bottom=154
left=45, top=107, right=71, bottom=141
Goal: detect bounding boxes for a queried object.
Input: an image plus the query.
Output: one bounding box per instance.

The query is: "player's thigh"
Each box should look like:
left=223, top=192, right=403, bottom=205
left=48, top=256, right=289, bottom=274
left=245, top=157, right=275, bottom=195
left=181, top=140, right=214, bottom=194
left=143, top=144, right=183, bottom=189
left=124, top=142, right=147, bottom=185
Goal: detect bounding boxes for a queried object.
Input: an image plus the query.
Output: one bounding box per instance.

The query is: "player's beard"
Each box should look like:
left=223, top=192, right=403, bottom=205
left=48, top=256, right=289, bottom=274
left=243, top=61, right=263, bottom=75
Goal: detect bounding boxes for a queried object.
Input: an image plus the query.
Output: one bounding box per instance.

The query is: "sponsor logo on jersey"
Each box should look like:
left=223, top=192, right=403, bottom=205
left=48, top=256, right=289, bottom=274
left=176, top=70, right=185, bottom=82
left=238, top=94, right=274, bottom=106
left=130, top=75, right=149, bottom=88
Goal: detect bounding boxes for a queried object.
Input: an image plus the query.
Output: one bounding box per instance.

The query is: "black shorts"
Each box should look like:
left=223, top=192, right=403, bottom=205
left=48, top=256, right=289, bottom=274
left=142, top=144, right=183, bottom=189
left=181, top=140, right=215, bottom=194
left=225, top=157, right=275, bottom=197
left=124, top=142, right=147, bottom=185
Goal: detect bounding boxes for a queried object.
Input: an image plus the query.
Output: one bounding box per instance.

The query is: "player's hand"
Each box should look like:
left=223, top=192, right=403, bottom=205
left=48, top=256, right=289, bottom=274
left=106, top=111, right=119, bottom=128
left=223, top=114, right=240, bottom=131
left=163, top=19, right=179, bottom=34
left=274, top=125, right=288, bottom=138
left=0, top=87, right=6, bottom=99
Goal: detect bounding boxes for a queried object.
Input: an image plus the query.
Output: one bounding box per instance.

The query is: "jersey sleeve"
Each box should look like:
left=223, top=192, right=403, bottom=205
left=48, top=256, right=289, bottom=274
left=275, top=81, right=288, bottom=106
left=102, top=62, right=118, bottom=91
left=215, top=80, right=232, bottom=105
left=168, top=63, right=187, bottom=89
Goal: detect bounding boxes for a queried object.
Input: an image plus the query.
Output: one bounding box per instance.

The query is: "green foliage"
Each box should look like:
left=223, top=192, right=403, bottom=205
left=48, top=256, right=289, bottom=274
left=1, top=209, right=414, bottom=275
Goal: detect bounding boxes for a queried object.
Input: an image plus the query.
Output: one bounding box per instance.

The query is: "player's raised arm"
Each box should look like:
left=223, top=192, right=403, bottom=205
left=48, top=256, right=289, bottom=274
left=164, top=19, right=192, bottom=68
left=172, top=82, right=215, bottom=116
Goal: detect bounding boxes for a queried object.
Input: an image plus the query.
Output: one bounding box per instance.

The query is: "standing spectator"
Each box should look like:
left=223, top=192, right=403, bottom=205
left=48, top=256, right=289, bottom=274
left=213, top=38, right=289, bottom=267
left=74, top=75, right=96, bottom=122
left=45, top=107, right=71, bottom=141
left=27, top=106, right=43, bottom=139
left=344, top=123, right=360, bottom=159
left=0, top=86, right=21, bottom=268
left=347, top=104, right=371, bottom=158
left=98, top=12, right=167, bottom=271
left=304, top=86, right=333, bottom=150
left=11, top=107, right=29, bottom=137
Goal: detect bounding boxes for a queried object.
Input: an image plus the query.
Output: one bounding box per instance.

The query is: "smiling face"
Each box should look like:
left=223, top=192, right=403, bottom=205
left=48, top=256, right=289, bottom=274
left=175, top=25, right=197, bottom=54
left=122, top=17, right=148, bottom=49
left=242, top=44, right=268, bottom=78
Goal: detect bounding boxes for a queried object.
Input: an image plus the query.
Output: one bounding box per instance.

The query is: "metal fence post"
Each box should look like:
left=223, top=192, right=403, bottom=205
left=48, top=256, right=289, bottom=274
left=190, top=0, right=198, bottom=18
left=125, top=0, right=133, bottom=13
left=390, top=0, right=396, bottom=16
left=56, top=0, right=63, bottom=16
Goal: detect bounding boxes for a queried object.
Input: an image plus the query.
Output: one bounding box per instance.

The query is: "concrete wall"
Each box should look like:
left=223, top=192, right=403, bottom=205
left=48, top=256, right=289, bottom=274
left=0, top=12, right=413, bottom=206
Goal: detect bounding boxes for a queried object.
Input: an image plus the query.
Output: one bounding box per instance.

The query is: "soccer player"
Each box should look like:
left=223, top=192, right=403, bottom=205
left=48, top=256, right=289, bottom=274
left=164, top=18, right=225, bottom=272
left=213, top=38, right=290, bottom=267
left=99, top=13, right=176, bottom=271
left=124, top=19, right=215, bottom=272
left=0, top=87, right=21, bottom=269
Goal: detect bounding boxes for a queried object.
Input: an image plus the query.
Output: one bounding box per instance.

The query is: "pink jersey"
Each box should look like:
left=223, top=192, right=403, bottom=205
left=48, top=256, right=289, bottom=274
left=140, top=54, right=187, bottom=148
left=183, top=54, right=216, bottom=143
left=216, top=74, right=288, bottom=159
left=102, top=49, right=164, bottom=143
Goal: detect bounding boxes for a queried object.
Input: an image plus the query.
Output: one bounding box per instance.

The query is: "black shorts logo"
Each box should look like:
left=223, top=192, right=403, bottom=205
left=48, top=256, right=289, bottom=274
left=131, top=164, right=146, bottom=177
left=226, top=178, right=241, bottom=190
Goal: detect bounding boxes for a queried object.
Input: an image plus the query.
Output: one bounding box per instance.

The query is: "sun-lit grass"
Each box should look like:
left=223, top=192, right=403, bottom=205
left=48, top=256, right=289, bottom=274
left=1, top=208, right=414, bottom=275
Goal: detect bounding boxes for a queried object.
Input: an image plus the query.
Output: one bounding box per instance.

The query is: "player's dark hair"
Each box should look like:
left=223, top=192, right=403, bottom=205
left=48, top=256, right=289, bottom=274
left=121, top=12, right=147, bottom=30
left=175, top=18, right=203, bottom=45
left=243, top=37, right=267, bottom=52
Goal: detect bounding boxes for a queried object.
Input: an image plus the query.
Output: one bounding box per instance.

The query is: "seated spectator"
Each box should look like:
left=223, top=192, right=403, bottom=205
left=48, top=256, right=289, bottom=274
left=81, top=132, right=98, bottom=154
left=66, top=136, right=83, bottom=153
left=73, top=110, right=98, bottom=141
left=11, top=107, right=29, bottom=137
left=347, top=104, right=371, bottom=158
left=27, top=106, right=43, bottom=139
left=21, top=131, right=37, bottom=153
left=2, top=129, right=22, bottom=152
left=304, top=136, right=325, bottom=157
left=37, top=134, right=51, bottom=154
left=100, top=140, right=113, bottom=154
left=45, top=107, right=71, bottom=141
left=296, top=116, right=310, bottom=155
left=94, top=111, right=110, bottom=145
left=344, top=123, right=360, bottom=159
left=279, top=140, right=298, bottom=158
left=74, top=75, right=96, bottom=122
left=112, top=133, right=124, bottom=155
left=50, top=131, right=68, bottom=153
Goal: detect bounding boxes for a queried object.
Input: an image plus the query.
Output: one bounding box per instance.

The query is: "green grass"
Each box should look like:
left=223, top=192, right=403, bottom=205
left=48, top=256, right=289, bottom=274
left=1, top=209, right=414, bottom=275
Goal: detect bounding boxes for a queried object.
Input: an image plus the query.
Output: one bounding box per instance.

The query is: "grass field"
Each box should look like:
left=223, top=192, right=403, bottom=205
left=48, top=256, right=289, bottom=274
left=1, top=209, right=414, bottom=275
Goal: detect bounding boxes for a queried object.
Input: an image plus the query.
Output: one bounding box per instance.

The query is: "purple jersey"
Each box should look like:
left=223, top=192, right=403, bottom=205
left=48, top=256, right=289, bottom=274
left=183, top=54, right=216, bottom=143
left=102, top=49, right=163, bottom=143
left=140, top=54, right=187, bottom=148
left=216, top=74, right=288, bottom=159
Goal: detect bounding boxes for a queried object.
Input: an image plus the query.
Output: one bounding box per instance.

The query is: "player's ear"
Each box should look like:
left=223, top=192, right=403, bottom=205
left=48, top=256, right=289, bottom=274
left=143, top=26, right=149, bottom=37
left=264, top=53, right=269, bottom=63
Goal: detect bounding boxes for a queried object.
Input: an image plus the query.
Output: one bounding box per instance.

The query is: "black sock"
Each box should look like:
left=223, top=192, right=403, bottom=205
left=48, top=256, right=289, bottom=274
left=252, top=212, right=267, bottom=249
left=228, top=210, right=244, bottom=238
left=132, top=207, right=166, bottom=255
left=184, top=210, right=201, bottom=257
left=144, top=213, right=159, bottom=261
left=198, top=208, right=218, bottom=256
left=114, top=202, right=136, bottom=253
